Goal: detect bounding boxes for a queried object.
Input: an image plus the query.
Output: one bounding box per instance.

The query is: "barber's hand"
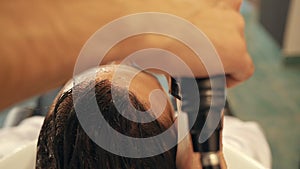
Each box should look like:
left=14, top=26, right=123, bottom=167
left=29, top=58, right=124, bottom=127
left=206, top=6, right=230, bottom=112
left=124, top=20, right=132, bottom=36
left=190, top=0, right=254, bottom=87
left=0, top=0, right=253, bottom=110
left=105, top=0, right=254, bottom=88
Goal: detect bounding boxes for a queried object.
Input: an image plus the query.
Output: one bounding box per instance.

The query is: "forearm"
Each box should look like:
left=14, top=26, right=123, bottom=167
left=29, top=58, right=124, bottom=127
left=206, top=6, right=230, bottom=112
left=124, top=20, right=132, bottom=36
left=0, top=0, right=195, bottom=110
left=0, top=0, right=252, bottom=111
left=0, top=1, right=125, bottom=109
left=0, top=2, right=80, bottom=109
left=0, top=1, right=105, bottom=109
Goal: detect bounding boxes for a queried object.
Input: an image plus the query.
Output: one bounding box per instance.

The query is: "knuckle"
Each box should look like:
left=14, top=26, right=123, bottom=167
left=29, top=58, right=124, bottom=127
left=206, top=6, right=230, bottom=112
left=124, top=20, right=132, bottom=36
left=226, top=0, right=243, bottom=10
left=239, top=16, right=246, bottom=30
left=234, top=12, right=246, bottom=30
left=237, top=0, right=243, bottom=9
left=243, top=55, right=255, bottom=79
left=246, top=62, right=255, bottom=78
left=233, top=0, right=243, bottom=10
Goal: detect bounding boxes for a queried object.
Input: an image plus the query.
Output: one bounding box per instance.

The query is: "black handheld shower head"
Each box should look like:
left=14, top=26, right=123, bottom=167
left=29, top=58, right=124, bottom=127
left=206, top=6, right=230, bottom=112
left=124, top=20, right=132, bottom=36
left=180, top=76, right=225, bottom=169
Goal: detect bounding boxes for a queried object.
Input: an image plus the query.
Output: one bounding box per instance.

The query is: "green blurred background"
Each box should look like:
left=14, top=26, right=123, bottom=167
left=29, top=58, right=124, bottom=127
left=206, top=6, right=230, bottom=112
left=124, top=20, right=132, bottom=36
left=228, top=1, right=300, bottom=168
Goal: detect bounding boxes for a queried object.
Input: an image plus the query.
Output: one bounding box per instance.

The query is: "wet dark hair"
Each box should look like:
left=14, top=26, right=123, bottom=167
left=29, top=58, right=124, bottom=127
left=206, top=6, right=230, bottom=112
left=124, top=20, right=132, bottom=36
left=36, top=79, right=177, bottom=169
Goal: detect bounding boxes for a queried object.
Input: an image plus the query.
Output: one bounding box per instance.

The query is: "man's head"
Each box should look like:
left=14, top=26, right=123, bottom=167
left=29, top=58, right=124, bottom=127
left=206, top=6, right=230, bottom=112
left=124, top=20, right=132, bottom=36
left=36, top=65, right=178, bottom=169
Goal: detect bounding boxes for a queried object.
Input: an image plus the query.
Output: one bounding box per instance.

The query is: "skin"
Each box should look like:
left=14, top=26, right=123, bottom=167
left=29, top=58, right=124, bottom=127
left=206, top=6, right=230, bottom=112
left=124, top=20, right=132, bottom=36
left=52, top=64, right=226, bottom=168
left=0, top=0, right=254, bottom=111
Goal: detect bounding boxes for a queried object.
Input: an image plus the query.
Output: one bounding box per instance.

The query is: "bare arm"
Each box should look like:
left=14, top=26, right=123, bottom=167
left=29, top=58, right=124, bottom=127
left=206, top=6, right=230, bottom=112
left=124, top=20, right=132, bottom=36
left=0, top=0, right=253, bottom=110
